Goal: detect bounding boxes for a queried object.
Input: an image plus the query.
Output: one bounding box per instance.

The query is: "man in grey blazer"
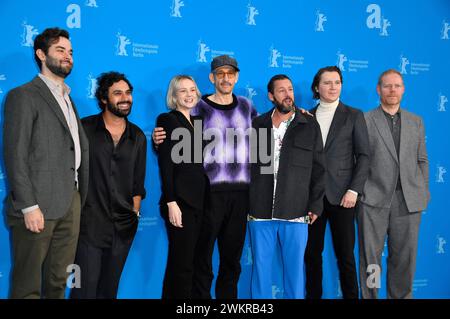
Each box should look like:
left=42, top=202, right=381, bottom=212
left=3, top=27, right=89, bottom=298
left=358, top=69, right=430, bottom=299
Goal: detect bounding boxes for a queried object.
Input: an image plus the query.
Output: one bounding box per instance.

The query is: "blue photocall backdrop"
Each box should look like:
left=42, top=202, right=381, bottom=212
left=0, top=0, right=449, bottom=298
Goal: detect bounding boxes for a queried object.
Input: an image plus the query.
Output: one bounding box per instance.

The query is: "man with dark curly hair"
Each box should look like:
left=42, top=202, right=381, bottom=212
left=71, top=71, right=147, bottom=299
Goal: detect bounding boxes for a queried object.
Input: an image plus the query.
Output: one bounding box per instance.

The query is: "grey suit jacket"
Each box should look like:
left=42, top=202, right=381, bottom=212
left=361, top=106, right=430, bottom=212
left=3, top=76, right=89, bottom=220
left=311, top=102, right=370, bottom=205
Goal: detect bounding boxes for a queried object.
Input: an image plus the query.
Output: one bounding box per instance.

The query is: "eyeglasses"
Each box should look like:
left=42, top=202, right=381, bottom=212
left=214, top=70, right=236, bottom=79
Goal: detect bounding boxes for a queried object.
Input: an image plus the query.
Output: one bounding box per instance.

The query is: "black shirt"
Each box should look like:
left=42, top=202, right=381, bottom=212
left=383, top=108, right=402, bottom=190
left=80, top=113, right=147, bottom=246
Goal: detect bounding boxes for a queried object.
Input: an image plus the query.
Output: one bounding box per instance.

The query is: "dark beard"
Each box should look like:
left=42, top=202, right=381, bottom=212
left=45, top=56, right=72, bottom=78
left=106, top=101, right=131, bottom=118
left=273, top=99, right=294, bottom=114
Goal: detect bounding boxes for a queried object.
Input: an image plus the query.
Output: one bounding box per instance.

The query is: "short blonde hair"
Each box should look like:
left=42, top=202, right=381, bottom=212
left=166, top=75, right=201, bottom=110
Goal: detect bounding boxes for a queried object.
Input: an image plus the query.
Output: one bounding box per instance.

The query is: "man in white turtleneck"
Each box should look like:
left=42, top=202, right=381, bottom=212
left=305, top=66, right=370, bottom=299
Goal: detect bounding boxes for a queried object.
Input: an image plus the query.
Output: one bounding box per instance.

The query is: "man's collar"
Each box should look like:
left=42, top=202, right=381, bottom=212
left=38, top=73, right=70, bottom=95
left=381, top=105, right=401, bottom=116
left=94, top=112, right=135, bottom=140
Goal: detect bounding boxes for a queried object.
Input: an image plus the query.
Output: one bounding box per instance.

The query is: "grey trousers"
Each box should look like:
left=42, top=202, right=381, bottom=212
left=357, top=190, right=421, bottom=299
left=8, top=190, right=81, bottom=299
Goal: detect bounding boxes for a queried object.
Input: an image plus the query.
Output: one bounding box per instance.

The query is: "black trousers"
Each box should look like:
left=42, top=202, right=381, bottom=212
left=70, top=229, right=134, bottom=299
left=304, top=196, right=359, bottom=299
left=192, top=191, right=248, bottom=299
left=161, top=202, right=203, bottom=299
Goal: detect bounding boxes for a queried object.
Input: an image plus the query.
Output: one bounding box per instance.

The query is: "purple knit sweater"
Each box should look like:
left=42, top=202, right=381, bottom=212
left=193, top=94, right=257, bottom=192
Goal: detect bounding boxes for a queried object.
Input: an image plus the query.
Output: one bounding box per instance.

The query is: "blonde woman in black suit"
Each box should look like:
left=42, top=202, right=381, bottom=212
left=157, top=75, right=208, bottom=299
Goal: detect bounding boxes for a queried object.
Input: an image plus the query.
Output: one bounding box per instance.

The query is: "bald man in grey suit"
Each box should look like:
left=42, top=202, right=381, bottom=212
left=358, top=69, right=430, bottom=299
left=3, top=27, right=89, bottom=299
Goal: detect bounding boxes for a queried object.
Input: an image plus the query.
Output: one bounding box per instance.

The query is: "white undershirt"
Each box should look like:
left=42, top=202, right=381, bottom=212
left=316, top=98, right=339, bottom=146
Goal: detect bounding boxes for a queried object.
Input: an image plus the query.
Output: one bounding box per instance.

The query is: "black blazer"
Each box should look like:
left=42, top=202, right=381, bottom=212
left=156, top=110, right=208, bottom=211
left=310, top=102, right=370, bottom=205
left=249, top=108, right=326, bottom=220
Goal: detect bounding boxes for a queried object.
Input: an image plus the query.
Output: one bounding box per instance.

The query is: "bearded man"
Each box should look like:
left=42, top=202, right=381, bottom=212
left=70, top=71, right=147, bottom=299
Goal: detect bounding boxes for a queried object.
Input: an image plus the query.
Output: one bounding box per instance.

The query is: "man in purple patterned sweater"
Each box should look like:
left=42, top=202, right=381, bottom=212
left=153, top=55, right=257, bottom=298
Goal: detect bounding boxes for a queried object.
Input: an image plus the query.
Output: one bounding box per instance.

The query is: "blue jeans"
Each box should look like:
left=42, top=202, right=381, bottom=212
left=248, top=220, right=308, bottom=299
